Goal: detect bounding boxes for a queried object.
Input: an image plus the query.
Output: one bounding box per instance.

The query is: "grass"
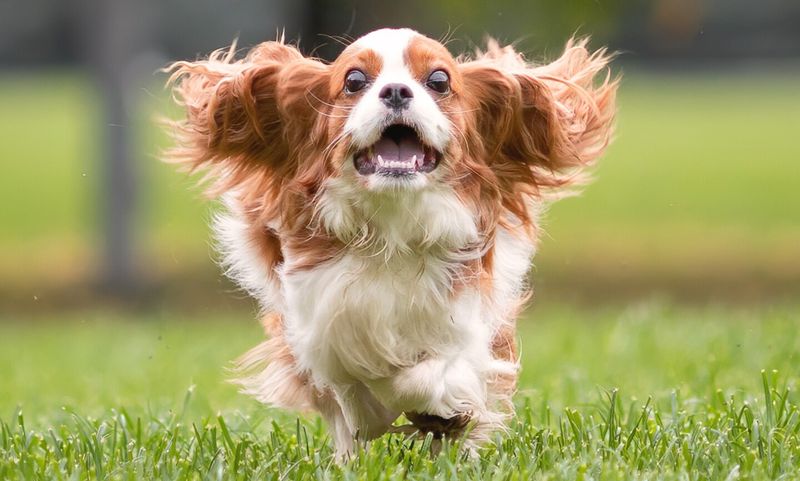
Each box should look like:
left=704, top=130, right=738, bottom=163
left=2, top=303, right=799, bottom=479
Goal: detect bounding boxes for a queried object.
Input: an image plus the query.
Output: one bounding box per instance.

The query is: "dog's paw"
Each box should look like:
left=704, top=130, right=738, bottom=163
left=404, top=411, right=472, bottom=439
left=386, top=356, right=485, bottom=417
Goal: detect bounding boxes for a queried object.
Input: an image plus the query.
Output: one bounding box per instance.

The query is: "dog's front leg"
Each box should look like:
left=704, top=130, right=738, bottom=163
left=321, top=382, right=398, bottom=459
left=376, top=354, right=513, bottom=447
left=312, top=390, right=355, bottom=460
left=380, top=357, right=487, bottom=430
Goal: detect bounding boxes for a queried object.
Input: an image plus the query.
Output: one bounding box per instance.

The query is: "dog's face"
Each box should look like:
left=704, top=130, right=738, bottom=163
left=326, top=29, right=460, bottom=192
left=168, top=28, right=616, bottom=237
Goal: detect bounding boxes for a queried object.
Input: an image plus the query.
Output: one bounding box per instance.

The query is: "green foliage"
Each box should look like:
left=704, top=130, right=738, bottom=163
left=422, top=0, right=634, bottom=51
left=1, top=304, right=799, bottom=479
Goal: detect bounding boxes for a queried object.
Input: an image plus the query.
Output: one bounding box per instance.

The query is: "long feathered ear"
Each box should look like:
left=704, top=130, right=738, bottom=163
left=460, top=38, right=618, bottom=223
left=164, top=40, right=330, bottom=197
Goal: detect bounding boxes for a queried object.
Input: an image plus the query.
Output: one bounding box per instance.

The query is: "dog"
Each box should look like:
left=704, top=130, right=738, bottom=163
left=165, top=28, right=617, bottom=457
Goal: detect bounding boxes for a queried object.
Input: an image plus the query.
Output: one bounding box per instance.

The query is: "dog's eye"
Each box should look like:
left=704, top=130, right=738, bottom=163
left=426, top=70, right=450, bottom=94
left=344, top=69, right=368, bottom=94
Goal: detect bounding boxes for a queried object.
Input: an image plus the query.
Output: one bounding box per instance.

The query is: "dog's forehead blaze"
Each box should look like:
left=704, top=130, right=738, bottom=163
left=334, top=30, right=457, bottom=85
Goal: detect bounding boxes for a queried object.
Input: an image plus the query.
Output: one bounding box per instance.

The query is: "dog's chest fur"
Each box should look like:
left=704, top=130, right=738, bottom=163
left=282, top=184, right=486, bottom=386
left=284, top=247, right=481, bottom=383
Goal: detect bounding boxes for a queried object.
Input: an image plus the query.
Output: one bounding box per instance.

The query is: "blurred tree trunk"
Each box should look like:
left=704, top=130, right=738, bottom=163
left=69, top=0, right=313, bottom=303
left=75, top=0, right=150, bottom=299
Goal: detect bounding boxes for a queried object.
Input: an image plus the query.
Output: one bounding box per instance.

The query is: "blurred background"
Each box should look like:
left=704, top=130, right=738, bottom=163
left=1, top=0, right=798, bottom=318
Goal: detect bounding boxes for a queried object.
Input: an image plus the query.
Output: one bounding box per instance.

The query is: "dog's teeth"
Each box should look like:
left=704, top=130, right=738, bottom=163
left=374, top=155, right=421, bottom=171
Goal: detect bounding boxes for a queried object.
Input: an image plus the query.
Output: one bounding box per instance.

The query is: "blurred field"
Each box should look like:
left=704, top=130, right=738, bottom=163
left=0, top=70, right=799, bottom=307
left=1, top=303, right=799, bottom=478
left=2, top=303, right=798, bottom=415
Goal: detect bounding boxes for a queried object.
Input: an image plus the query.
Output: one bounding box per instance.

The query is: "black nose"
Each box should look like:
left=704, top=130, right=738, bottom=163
left=379, top=83, right=413, bottom=109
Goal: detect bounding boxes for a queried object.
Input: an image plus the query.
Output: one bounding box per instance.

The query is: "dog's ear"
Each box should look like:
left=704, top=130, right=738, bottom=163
left=165, top=41, right=330, bottom=196
left=459, top=38, right=617, bottom=221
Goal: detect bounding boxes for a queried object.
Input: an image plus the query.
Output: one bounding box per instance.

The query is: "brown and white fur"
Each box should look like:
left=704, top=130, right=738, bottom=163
left=165, top=28, right=617, bottom=457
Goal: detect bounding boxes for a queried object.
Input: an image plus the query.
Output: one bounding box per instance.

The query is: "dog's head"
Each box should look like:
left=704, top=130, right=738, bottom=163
left=166, top=28, right=617, bottom=241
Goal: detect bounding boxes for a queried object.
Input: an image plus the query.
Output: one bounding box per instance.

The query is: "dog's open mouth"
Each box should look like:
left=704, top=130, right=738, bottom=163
left=353, top=124, right=441, bottom=176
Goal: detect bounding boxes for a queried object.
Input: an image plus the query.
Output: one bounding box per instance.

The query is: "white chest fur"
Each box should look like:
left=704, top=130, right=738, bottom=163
left=283, top=248, right=484, bottom=383
left=282, top=183, right=486, bottom=387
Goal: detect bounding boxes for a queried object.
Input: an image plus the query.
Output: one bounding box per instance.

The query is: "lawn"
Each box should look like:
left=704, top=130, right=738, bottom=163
left=2, top=303, right=799, bottom=479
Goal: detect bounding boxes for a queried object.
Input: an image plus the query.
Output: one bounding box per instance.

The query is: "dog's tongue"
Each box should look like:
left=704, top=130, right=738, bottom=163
left=373, top=136, right=425, bottom=163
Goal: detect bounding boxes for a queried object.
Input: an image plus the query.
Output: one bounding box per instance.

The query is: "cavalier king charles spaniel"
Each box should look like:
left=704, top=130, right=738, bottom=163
left=166, top=28, right=617, bottom=457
